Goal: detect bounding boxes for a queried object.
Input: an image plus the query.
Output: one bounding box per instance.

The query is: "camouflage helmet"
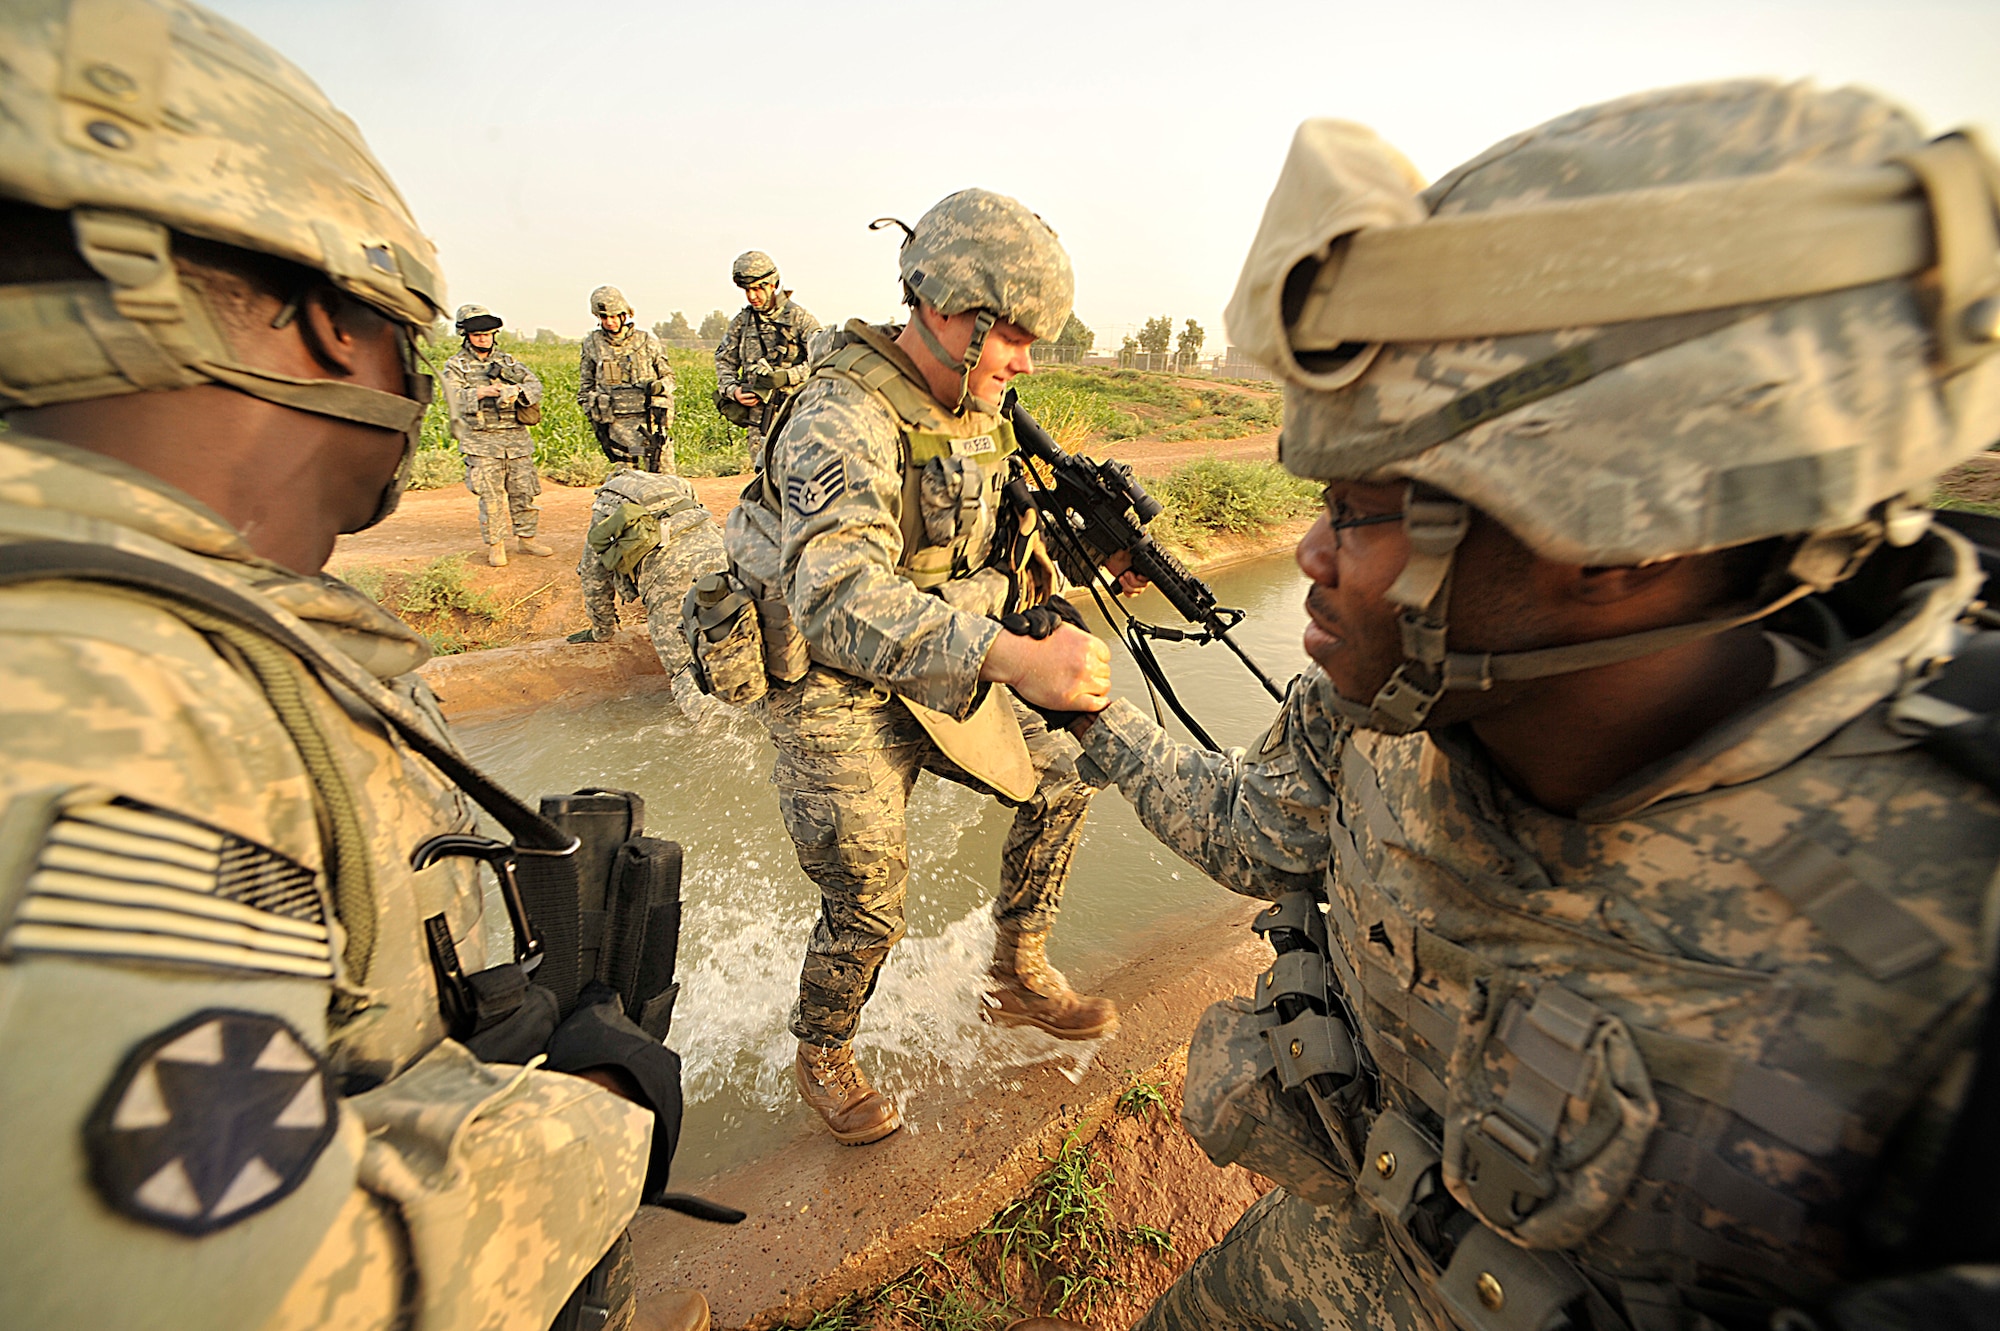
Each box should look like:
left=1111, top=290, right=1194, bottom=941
left=0, top=0, right=444, bottom=526
left=590, top=285, right=633, bottom=320
left=455, top=303, right=503, bottom=336
left=874, top=188, right=1074, bottom=412
left=732, top=251, right=778, bottom=288
left=1225, top=83, right=2000, bottom=733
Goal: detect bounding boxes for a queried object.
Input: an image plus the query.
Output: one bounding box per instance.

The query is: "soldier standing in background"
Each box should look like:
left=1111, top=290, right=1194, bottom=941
left=718, top=190, right=1121, bottom=1147
left=579, top=286, right=677, bottom=474
left=571, top=468, right=728, bottom=714
left=0, top=1, right=699, bottom=1327
left=714, top=251, right=820, bottom=458
left=441, top=304, right=551, bottom=567
left=1059, top=84, right=2000, bottom=1331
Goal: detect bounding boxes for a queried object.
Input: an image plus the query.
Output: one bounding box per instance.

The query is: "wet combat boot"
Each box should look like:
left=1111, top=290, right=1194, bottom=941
left=633, top=1288, right=710, bottom=1331
left=795, top=1041, right=901, bottom=1145
left=516, top=537, right=554, bottom=557
left=985, top=927, right=1119, bottom=1040
left=486, top=541, right=507, bottom=567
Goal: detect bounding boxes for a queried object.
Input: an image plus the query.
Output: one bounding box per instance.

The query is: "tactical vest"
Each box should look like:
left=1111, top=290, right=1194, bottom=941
left=1240, top=585, right=2000, bottom=1331
left=452, top=351, right=529, bottom=431
left=589, top=333, right=657, bottom=419
left=735, top=321, right=1034, bottom=603
left=741, top=303, right=809, bottom=372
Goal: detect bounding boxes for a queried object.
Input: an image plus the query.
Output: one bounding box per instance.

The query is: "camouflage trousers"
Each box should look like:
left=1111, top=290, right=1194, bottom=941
left=596, top=420, right=674, bottom=475
left=1134, top=1186, right=1432, bottom=1331
left=577, top=549, right=708, bottom=677
left=758, top=667, right=1099, bottom=1047
left=462, top=454, right=541, bottom=543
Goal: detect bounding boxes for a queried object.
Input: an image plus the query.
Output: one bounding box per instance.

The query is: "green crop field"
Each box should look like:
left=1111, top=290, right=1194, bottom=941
left=411, top=332, right=743, bottom=489
left=410, top=335, right=1282, bottom=490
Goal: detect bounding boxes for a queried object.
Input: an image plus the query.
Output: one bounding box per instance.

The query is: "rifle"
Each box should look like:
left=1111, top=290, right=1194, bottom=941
left=1004, top=389, right=1286, bottom=749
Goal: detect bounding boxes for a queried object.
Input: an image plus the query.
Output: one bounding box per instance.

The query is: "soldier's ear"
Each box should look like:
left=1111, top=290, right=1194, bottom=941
left=294, top=285, right=397, bottom=382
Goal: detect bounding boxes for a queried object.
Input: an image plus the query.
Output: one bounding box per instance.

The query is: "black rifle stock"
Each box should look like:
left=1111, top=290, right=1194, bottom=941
left=1006, top=391, right=1285, bottom=704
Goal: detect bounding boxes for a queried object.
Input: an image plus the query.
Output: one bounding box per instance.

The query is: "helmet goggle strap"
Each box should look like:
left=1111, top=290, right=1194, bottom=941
left=0, top=210, right=433, bottom=531
left=1328, top=483, right=1839, bottom=735
left=912, top=306, right=998, bottom=415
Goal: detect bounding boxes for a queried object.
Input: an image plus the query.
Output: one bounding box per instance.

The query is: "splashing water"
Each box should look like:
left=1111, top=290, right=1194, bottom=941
left=458, top=554, right=1309, bottom=1178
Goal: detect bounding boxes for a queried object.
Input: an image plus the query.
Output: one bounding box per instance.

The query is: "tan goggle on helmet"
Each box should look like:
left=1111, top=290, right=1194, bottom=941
left=1226, top=81, right=2000, bottom=734
left=590, top=285, right=633, bottom=325
left=0, top=0, right=446, bottom=528
left=732, top=250, right=778, bottom=289
left=870, top=187, right=1075, bottom=413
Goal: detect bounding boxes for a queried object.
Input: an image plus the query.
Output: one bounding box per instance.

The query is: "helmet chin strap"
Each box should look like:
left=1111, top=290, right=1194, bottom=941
left=1328, top=483, right=1857, bottom=735
left=912, top=307, right=998, bottom=414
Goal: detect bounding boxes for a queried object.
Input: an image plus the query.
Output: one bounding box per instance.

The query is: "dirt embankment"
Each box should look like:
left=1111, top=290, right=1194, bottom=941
left=637, top=897, right=1277, bottom=1330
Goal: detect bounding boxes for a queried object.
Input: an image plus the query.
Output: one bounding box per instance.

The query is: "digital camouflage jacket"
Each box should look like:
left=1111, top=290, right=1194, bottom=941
left=0, top=434, right=649, bottom=1331
left=1080, top=531, right=2000, bottom=1329
left=440, top=344, right=543, bottom=460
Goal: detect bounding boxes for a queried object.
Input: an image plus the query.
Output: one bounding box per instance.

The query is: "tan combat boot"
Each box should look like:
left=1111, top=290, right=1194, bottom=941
left=516, top=537, right=554, bottom=557
left=985, top=927, right=1118, bottom=1040
left=795, top=1041, right=901, bottom=1145
left=486, top=541, right=507, bottom=567
left=632, top=1288, right=710, bottom=1331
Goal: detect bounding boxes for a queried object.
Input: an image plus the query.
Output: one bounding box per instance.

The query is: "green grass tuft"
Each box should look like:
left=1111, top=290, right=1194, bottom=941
left=1116, top=1076, right=1168, bottom=1120
left=395, top=554, right=503, bottom=621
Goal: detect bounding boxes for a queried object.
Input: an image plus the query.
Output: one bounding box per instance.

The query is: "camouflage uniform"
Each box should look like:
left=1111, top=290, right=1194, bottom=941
left=578, top=468, right=727, bottom=676
left=578, top=326, right=677, bottom=474
left=441, top=342, right=543, bottom=544
left=752, top=327, right=1098, bottom=1047
left=0, top=3, right=656, bottom=1324
left=714, top=291, right=821, bottom=452
left=0, top=433, right=650, bottom=1329
left=1093, top=83, right=2000, bottom=1330
left=1085, top=551, right=1999, bottom=1327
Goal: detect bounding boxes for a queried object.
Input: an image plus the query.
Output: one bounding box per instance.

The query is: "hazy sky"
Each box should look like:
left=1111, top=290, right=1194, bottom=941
left=209, top=1, right=2000, bottom=351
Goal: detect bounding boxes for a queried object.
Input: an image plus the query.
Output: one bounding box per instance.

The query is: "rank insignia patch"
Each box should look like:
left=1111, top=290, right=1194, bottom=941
left=785, top=457, right=847, bottom=517
left=85, top=1010, right=337, bottom=1235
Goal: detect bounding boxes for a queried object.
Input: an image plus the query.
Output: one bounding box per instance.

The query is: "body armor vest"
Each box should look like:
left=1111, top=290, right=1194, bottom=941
left=1246, top=557, right=2000, bottom=1331
left=587, top=332, right=658, bottom=418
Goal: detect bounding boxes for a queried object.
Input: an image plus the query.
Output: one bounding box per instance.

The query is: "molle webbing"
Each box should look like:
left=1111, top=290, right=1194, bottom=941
left=817, top=339, right=1016, bottom=585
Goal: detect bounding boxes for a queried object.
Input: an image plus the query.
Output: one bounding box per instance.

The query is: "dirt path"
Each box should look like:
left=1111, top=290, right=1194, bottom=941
left=327, top=429, right=1284, bottom=651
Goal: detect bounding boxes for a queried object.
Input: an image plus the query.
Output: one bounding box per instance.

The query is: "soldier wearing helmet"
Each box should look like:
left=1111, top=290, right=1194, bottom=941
left=714, top=250, right=821, bottom=451
left=442, top=304, right=551, bottom=566
left=0, top=2, right=694, bottom=1328
left=710, top=189, right=1127, bottom=1144
left=1048, top=83, right=2000, bottom=1331
left=578, top=285, right=677, bottom=473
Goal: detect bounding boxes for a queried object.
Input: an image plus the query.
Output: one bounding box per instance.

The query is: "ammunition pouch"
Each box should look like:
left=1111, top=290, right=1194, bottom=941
left=680, top=570, right=768, bottom=705
left=1250, top=891, right=1374, bottom=1170
left=605, top=385, right=651, bottom=419
left=1182, top=994, right=1349, bottom=1204
left=515, top=397, right=542, bottom=426
left=587, top=502, right=662, bottom=579
left=714, top=387, right=758, bottom=427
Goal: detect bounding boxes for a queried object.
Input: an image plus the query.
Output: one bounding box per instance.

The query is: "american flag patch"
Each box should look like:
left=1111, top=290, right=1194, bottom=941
left=4, top=797, right=331, bottom=979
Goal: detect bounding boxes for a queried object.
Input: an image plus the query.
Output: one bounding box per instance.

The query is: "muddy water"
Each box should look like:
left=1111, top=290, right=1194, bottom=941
left=459, top=552, right=1310, bottom=1180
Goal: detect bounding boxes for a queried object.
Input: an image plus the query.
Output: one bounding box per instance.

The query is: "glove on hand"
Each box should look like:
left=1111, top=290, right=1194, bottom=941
left=546, top=981, right=685, bottom=1200
left=999, top=597, right=1093, bottom=731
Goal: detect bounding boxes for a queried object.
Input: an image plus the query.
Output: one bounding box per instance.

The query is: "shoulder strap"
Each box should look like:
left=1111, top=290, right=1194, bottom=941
left=0, top=540, right=569, bottom=853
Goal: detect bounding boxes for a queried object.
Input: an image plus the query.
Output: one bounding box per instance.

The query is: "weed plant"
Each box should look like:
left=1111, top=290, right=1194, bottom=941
left=808, top=1128, right=1174, bottom=1328
left=1153, top=458, right=1321, bottom=552
left=336, top=555, right=511, bottom=655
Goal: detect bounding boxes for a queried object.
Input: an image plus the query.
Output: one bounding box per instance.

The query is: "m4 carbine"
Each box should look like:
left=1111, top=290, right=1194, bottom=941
left=1004, top=390, right=1286, bottom=745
